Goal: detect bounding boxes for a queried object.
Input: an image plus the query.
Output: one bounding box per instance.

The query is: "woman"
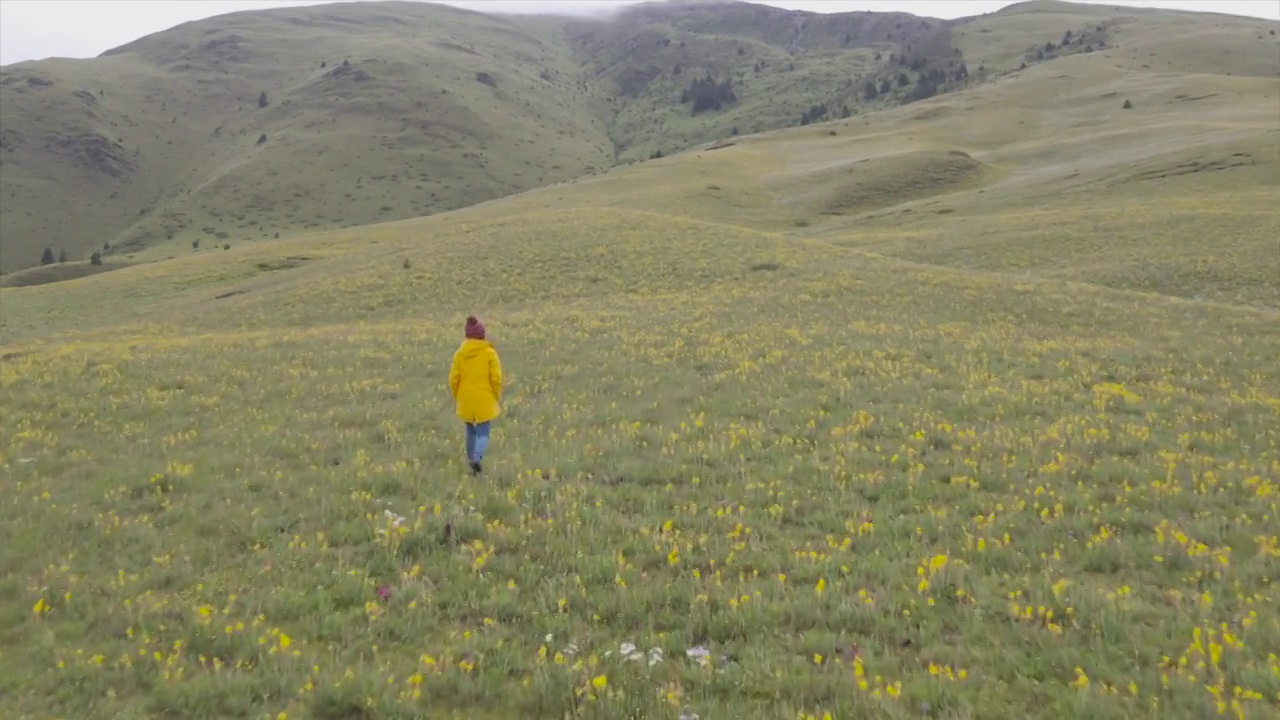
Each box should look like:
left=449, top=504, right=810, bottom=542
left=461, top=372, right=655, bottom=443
left=449, top=316, right=503, bottom=475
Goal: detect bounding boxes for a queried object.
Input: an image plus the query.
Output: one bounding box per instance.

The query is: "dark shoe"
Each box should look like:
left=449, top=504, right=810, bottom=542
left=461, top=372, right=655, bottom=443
left=469, top=461, right=482, bottom=475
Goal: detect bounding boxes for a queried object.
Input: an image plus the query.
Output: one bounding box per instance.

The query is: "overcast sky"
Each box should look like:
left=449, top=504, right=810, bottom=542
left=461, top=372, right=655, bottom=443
left=2, top=0, right=1277, bottom=66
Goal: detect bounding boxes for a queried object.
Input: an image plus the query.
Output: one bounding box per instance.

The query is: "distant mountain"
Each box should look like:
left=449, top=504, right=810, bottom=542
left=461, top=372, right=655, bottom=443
left=2, top=0, right=1275, bottom=274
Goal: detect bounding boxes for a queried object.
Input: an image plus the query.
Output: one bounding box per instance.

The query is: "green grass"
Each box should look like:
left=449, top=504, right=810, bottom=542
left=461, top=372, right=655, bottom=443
left=3, top=212, right=1279, bottom=719
left=3, top=2, right=1280, bottom=719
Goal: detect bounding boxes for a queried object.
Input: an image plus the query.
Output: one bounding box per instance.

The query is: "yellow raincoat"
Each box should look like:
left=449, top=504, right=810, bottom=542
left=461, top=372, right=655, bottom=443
left=449, top=338, right=503, bottom=424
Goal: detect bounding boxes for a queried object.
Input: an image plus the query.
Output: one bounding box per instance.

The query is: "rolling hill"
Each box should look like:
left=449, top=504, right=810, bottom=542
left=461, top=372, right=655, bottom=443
left=5, top=0, right=1274, bottom=275
left=2, top=1, right=1279, bottom=719
left=0, top=1, right=616, bottom=275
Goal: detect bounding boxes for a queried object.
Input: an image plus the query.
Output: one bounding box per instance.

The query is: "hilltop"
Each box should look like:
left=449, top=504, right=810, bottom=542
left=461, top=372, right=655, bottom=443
left=4, top=0, right=1275, bottom=274
left=1, top=1, right=1279, bottom=718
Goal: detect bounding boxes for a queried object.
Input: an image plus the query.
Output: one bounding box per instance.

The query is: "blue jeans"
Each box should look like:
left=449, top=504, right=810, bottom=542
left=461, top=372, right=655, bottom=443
left=465, top=421, right=491, bottom=463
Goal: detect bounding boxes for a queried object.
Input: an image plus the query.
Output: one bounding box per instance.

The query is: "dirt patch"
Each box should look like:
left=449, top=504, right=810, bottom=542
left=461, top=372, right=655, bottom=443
left=200, top=33, right=253, bottom=63
left=43, top=132, right=136, bottom=178
left=327, top=64, right=373, bottom=82
left=1171, top=93, right=1218, bottom=103
left=214, top=289, right=248, bottom=300
left=0, top=261, right=135, bottom=289
left=0, top=73, right=53, bottom=92
left=436, top=41, right=479, bottom=55
left=255, top=255, right=313, bottom=273
left=1131, top=155, right=1254, bottom=182
left=0, top=128, right=21, bottom=152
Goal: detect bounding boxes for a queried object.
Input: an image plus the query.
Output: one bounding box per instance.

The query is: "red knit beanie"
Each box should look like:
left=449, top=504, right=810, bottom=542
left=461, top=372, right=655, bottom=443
left=465, top=316, right=486, bottom=340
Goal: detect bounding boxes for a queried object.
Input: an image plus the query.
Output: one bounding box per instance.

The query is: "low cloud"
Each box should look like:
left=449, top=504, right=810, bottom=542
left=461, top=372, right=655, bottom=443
left=440, top=0, right=642, bottom=18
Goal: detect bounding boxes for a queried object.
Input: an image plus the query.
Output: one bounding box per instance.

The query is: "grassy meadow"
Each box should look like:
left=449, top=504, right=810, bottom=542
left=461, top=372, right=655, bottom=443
left=3, top=210, right=1279, bottom=720
left=4, top=3, right=1280, bottom=720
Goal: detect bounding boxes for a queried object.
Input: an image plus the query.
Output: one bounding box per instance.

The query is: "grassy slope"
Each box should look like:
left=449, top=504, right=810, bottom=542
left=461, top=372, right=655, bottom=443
left=0, top=1, right=615, bottom=274
left=952, top=0, right=1280, bottom=76
left=2, top=3, right=1280, bottom=720
left=565, top=1, right=959, bottom=163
